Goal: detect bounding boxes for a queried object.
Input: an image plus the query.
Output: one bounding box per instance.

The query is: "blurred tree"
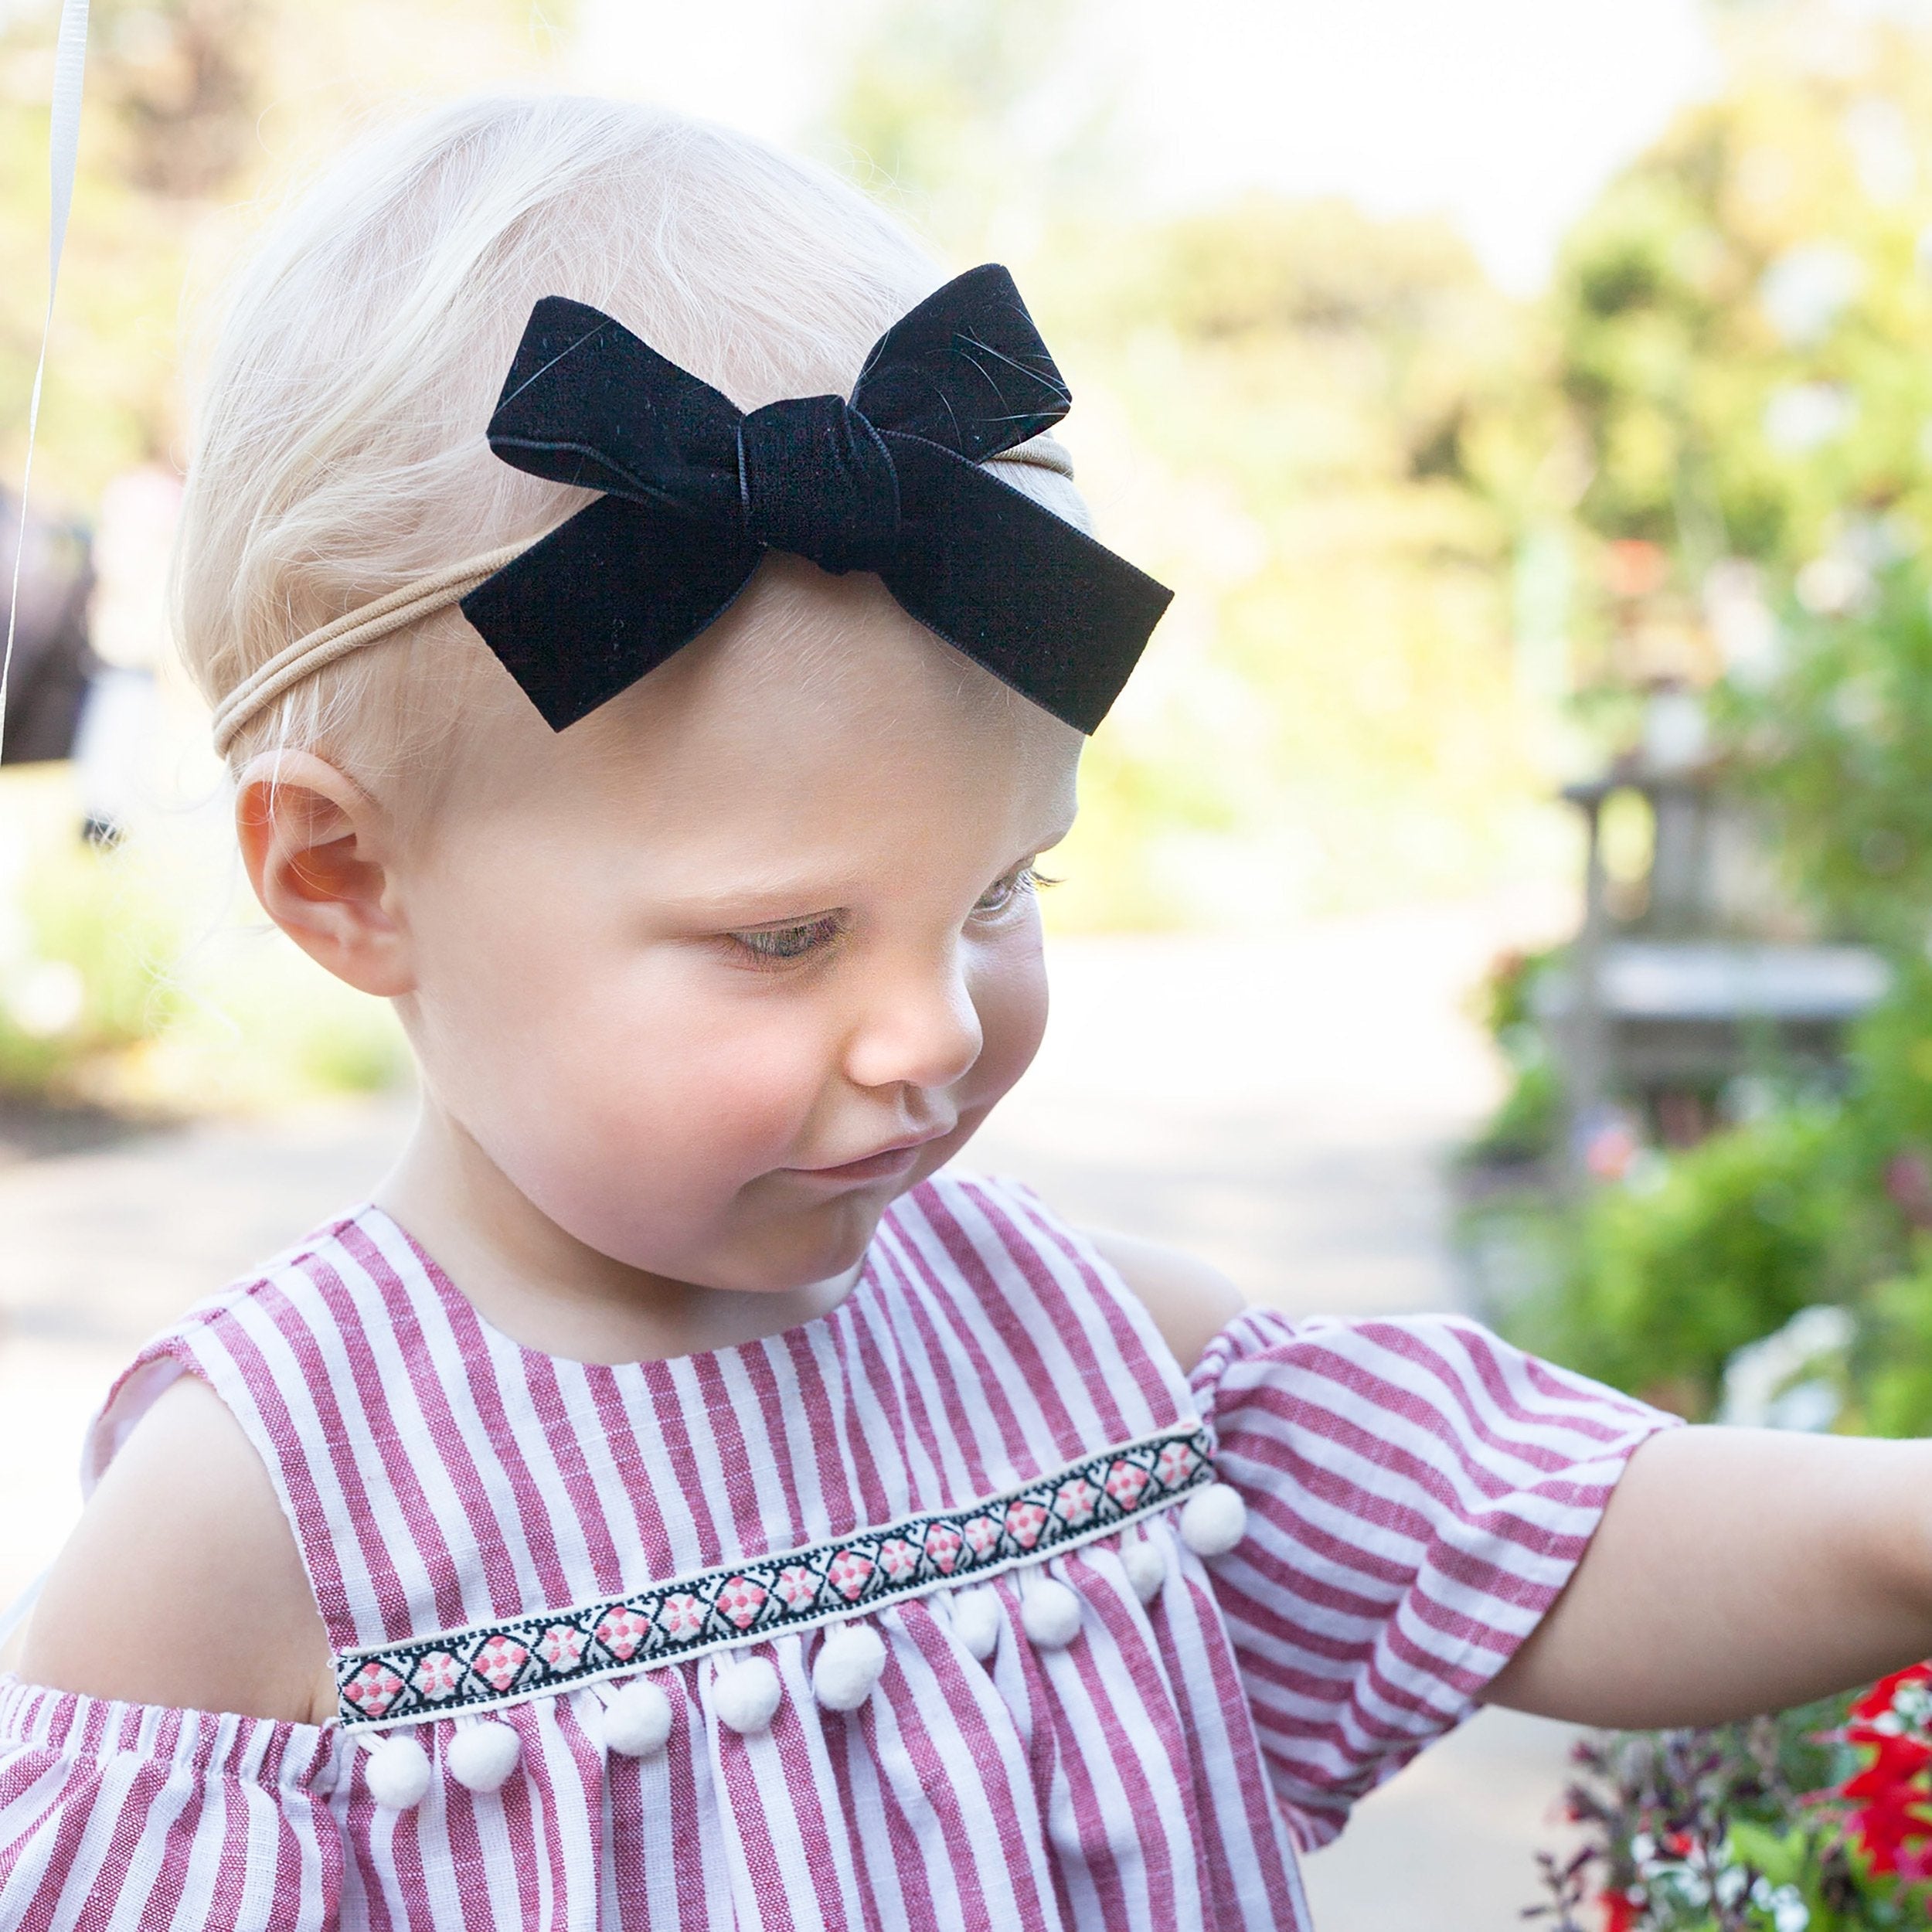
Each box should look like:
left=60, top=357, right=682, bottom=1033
left=824, top=0, right=1556, bottom=925
left=0, top=0, right=567, bottom=502
left=87, top=0, right=266, bottom=199
left=1552, top=2, right=1932, bottom=659
left=822, top=0, right=1120, bottom=260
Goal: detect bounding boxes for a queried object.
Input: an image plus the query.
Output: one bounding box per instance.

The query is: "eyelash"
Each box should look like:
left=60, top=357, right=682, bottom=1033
left=727, top=867, right=1060, bottom=968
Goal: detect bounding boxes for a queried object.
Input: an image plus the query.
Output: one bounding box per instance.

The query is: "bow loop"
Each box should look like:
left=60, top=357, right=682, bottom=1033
left=737, top=396, right=900, bottom=575
left=485, top=296, right=742, bottom=515
left=852, top=264, right=1070, bottom=461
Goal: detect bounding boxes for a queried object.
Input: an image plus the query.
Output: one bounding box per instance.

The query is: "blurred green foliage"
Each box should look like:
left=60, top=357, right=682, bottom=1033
left=0, top=817, right=184, bottom=1095
left=0, top=770, right=409, bottom=1113
left=1486, top=950, right=1932, bottom=1422
left=1503, top=1105, right=1873, bottom=1413
left=1717, top=560, right=1932, bottom=949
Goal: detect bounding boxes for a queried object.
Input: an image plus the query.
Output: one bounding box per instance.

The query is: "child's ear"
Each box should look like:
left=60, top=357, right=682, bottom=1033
left=234, top=751, right=415, bottom=998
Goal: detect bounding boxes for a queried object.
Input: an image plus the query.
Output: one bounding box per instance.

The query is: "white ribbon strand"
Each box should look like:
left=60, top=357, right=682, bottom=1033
left=0, top=0, right=91, bottom=767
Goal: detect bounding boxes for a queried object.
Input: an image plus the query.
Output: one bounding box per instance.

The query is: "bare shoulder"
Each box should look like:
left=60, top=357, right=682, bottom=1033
left=1082, top=1227, right=1247, bottom=1374
left=15, top=1373, right=335, bottom=1723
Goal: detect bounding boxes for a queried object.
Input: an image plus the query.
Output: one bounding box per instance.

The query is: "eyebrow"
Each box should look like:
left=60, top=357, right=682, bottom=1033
left=650, top=828, right=1073, bottom=927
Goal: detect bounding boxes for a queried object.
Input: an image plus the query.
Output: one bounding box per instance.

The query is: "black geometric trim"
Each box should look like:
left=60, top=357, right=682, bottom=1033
left=335, top=1422, right=1214, bottom=1730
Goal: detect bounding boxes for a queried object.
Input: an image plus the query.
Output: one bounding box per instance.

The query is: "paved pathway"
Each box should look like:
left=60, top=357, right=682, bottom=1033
left=0, top=906, right=1581, bottom=1927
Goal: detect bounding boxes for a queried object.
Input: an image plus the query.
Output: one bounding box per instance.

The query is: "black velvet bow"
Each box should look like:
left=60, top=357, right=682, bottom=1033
left=459, top=264, right=1171, bottom=735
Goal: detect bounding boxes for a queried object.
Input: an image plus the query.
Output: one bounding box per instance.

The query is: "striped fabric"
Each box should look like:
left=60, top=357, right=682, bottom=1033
left=0, top=1172, right=1672, bottom=1929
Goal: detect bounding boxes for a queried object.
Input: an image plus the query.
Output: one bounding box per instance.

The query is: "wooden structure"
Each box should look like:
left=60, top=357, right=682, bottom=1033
left=1539, top=749, right=1888, bottom=1152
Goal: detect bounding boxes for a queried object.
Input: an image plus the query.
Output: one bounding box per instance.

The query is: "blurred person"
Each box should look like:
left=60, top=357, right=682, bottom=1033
left=66, top=465, right=179, bottom=842
left=0, top=492, right=94, bottom=772
left=0, top=94, right=1924, bottom=1931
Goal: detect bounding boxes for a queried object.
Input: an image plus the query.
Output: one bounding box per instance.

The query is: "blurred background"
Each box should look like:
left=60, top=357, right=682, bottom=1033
left=14, top=0, right=1932, bottom=1923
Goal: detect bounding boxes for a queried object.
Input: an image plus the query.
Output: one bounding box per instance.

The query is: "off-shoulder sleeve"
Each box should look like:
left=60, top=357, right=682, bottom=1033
left=1190, top=1308, right=1678, bottom=1849
left=0, top=1676, right=345, bottom=1929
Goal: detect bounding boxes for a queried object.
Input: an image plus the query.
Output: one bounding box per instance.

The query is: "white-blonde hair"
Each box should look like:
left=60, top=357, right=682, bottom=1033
left=172, top=94, right=1089, bottom=798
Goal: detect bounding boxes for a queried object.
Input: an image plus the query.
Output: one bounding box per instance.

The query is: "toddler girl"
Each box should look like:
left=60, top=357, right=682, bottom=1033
left=5, top=92, right=1932, bottom=1932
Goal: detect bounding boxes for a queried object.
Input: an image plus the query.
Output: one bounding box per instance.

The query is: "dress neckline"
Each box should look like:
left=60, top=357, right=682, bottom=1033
left=349, top=1196, right=889, bottom=1379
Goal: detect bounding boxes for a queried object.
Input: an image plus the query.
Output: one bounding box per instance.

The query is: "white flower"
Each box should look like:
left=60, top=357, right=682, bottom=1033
left=1797, top=553, right=1870, bottom=614
left=4, top=960, right=84, bottom=1039
left=1765, top=384, right=1855, bottom=456
left=1760, top=243, right=1865, bottom=345
left=1717, top=1307, right=1855, bottom=1428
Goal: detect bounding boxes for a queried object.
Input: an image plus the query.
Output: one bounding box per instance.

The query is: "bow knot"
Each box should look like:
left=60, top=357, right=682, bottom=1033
left=736, top=396, right=900, bottom=575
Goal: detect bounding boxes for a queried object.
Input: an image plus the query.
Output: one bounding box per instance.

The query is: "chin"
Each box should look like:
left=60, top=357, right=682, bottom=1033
left=784, top=1192, right=900, bottom=1285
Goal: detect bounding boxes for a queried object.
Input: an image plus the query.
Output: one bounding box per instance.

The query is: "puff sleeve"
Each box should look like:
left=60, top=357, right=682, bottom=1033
left=0, top=1677, right=345, bottom=1929
left=1190, top=1308, right=1679, bottom=1849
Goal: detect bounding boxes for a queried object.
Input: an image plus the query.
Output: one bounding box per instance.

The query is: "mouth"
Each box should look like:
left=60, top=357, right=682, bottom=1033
left=791, top=1126, right=954, bottom=1183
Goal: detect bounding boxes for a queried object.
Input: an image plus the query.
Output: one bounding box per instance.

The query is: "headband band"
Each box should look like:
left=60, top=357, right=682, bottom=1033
left=211, top=264, right=1170, bottom=757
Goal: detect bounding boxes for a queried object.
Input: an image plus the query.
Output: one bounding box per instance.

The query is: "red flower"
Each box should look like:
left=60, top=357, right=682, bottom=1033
left=1850, top=1663, right=1932, bottom=1725
left=1821, top=1664, right=1932, bottom=1877
left=1598, top=1886, right=1641, bottom=1932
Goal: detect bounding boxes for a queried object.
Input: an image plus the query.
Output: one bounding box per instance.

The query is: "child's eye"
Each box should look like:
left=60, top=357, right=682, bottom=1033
left=729, top=914, right=842, bottom=965
left=974, top=866, right=1060, bottom=917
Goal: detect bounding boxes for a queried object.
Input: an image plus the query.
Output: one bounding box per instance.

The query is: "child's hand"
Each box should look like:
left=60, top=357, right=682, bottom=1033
left=1485, top=1425, right=1932, bottom=1726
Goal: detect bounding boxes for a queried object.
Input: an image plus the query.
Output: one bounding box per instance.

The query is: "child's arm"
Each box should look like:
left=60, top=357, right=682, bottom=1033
left=15, top=1376, right=337, bottom=1723
left=1487, top=1423, right=1932, bottom=1726
left=1083, top=1228, right=1247, bottom=1372
left=1085, top=1230, right=1932, bottom=1729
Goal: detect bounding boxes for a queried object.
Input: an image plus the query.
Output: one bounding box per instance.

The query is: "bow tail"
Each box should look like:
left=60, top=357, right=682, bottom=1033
left=461, top=495, right=761, bottom=732
left=879, top=440, right=1173, bottom=736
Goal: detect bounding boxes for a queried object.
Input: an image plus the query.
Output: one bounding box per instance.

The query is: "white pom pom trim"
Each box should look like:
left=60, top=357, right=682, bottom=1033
left=604, top=1677, right=675, bottom=1757
left=1179, top=1481, right=1248, bottom=1558
left=447, top=1721, right=522, bottom=1794
left=812, top=1623, right=888, bottom=1713
left=713, top=1656, right=783, bottom=1735
left=1019, top=1577, right=1083, bottom=1650
left=363, top=1733, right=433, bottom=1810
left=951, top=1585, right=1002, bottom=1662
left=1121, top=1536, right=1167, bottom=1604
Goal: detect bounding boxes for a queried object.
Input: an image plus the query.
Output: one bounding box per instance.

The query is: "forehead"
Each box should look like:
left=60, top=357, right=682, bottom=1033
left=475, top=559, right=1082, bottom=872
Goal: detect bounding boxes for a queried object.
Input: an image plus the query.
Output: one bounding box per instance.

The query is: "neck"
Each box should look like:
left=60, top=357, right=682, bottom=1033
left=372, top=1093, right=860, bottom=1366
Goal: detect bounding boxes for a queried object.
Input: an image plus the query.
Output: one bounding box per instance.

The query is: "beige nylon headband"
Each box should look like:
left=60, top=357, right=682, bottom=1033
left=206, top=436, right=1079, bottom=759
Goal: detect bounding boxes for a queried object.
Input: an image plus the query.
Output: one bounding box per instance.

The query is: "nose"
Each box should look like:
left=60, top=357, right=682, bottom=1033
left=842, top=950, right=985, bottom=1095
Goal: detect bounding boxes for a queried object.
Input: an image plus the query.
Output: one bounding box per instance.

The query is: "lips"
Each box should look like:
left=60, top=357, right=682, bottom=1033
left=795, top=1126, right=952, bottom=1180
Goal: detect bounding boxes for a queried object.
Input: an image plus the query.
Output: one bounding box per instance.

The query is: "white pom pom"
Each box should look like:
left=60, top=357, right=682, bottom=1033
left=713, top=1656, right=783, bottom=1735
left=812, top=1623, right=887, bottom=1713
left=1121, top=1536, right=1167, bottom=1604
left=1179, top=1481, right=1248, bottom=1559
left=951, top=1586, right=1002, bottom=1662
left=1019, top=1577, right=1083, bottom=1651
left=363, top=1733, right=433, bottom=1810
left=447, top=1721, right=522, bottom=1794
left=604, top=1678, right=675, bottom=1757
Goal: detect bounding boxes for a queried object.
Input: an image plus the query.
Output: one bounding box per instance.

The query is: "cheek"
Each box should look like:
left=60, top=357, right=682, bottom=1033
left=963, top=928, right=1050, bottom=1104
left=409, top=903, right=831, bottom=1243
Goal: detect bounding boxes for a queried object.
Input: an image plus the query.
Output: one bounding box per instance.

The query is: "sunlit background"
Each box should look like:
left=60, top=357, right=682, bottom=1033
left=16, top=0, right=1932, bottom=1923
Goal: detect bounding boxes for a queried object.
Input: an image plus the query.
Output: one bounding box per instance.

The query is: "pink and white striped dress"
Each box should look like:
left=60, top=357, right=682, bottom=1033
left=0, top=1172, right=1669, bottom=1930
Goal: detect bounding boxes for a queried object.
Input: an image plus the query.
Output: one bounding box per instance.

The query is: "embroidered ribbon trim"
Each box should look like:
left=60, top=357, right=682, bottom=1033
left=335, top=1420, right=1214, bottom=1729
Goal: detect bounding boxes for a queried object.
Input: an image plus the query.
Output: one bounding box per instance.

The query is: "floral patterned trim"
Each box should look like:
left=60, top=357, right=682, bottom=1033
left=335, top=1421, right=1215, bottom=1730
